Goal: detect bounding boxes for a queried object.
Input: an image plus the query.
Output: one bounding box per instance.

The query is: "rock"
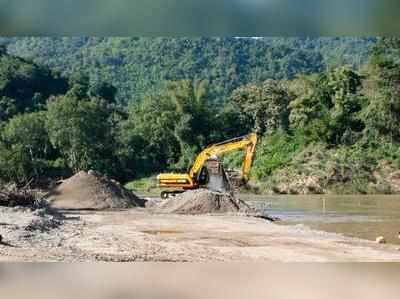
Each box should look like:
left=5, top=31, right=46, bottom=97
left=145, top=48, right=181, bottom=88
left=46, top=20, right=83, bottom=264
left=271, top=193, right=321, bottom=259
left=388, top=171, right=400, bottom=193
left=273, top=174, right=325, bottom=195
left=88, top=170, right=95, bottom=175
left=376, top=236, right=386, bottom=244
left=244, top=181, right=261, bottom=194
left=371, top=160, right=400, bottom=193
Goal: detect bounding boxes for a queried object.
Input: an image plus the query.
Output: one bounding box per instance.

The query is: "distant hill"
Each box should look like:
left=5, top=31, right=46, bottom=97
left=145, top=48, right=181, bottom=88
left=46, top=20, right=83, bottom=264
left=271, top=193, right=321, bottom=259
left=1, top=37, right=376, bottom=104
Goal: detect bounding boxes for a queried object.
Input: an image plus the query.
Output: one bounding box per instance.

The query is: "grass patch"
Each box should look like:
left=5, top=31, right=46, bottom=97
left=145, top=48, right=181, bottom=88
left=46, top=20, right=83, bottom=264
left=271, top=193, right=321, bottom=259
left=124, top=176, right=159, bottom=193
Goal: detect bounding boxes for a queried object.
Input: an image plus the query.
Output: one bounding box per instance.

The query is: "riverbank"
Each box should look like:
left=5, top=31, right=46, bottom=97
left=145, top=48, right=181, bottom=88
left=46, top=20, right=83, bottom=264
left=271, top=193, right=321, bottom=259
left=254, top=144, right=400, bottom=195
left=1, top=206, right=399, bottom=262
left=125, top=144, right=400, bottom=196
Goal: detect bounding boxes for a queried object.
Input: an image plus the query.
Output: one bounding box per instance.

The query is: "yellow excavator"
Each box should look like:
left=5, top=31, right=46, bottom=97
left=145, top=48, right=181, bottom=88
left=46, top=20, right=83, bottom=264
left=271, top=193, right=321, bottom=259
left=157, top=133, right=258, bottom=198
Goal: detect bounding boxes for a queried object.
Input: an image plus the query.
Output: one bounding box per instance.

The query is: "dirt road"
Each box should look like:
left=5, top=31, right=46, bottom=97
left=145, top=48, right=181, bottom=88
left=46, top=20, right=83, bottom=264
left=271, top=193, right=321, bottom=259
left=1, top=207, right=400, bottom=262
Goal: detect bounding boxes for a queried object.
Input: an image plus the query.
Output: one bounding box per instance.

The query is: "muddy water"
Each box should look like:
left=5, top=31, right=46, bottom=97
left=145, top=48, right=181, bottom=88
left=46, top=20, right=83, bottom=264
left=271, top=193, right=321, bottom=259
left=243, top=194, right=400, bottom=245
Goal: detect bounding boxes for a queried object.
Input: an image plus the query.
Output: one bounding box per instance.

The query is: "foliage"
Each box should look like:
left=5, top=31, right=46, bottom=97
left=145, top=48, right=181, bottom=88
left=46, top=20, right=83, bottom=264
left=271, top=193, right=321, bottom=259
left=168, top=80, right=216, bottom=168
left=46, top=93, right=116, bottom=175
left=119, top=80, right=219, bottom=173
left=230, top=79, right=290, bottom=135
left=4, top=37, right=374, bottom=104
left=124, top=176, right=159, bottom=193
left=289, top=66, right=364, bottom=145
left=0, top=53, right=68, bottom=122
left=252, top=131, right=306, bottom=180
left=361, top=38, right=400, bottom=143
left=0, top=112, right=53, bottom=183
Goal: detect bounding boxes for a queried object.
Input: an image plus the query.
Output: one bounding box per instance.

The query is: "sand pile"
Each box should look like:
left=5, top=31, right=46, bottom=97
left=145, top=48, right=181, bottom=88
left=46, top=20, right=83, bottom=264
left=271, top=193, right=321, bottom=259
left=155, top=189, right=253, bottom=215
left=48, top=171, right=145, bottom=210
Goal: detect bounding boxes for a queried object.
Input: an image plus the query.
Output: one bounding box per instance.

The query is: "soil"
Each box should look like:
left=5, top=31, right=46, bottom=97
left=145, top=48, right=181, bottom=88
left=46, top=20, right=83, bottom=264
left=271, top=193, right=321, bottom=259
left=154, top=189, right=253, bottom=215
left=47, top=171, right=145, bottom=210
left=0, top=202, right=65, bottom=250
left=1, top=207, right=400, bottom=262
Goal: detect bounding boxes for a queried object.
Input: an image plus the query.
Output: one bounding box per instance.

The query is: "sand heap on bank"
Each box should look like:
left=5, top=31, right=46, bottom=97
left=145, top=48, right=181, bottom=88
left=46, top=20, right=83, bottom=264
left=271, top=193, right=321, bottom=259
left=155, top=189, right=253, bottom=215
left=48, top=171, right=145, bottom=210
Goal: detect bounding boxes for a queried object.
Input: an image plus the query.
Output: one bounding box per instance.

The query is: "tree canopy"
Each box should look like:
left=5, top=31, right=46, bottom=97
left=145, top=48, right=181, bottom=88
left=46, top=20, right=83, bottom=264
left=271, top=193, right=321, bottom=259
left=2, top=37, right=375, bottom=104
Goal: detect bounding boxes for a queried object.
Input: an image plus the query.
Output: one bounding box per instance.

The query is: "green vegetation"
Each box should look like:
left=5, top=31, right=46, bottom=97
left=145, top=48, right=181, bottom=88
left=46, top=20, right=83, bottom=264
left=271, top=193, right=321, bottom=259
left=2, top=37, right=374, bottom=104
left=0, top=37, right=399, bottom=194
left=252, top=131, right=306, bottom=180
left=124, top=176, right=160, bottom=194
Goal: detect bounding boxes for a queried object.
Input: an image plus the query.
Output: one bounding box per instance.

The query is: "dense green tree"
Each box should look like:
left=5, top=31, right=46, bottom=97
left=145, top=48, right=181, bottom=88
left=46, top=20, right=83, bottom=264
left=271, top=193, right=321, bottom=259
left=288, top=75, right=325, bottom=127
left=119, top=80, right=218, bottom=172
left=361, top=38, right=400, bottom=143
left=0, top=112, right=52, bottom=183
left=88, top=82, right=117, bottom=103
left=121, top=91, right=180, bottom=173
left=0, top=52, right=68, bottom=122
left=289, top=67, right=363, bottom=144
left=326, top=67, right=364, bottom=144
left=46, top=94, right=115, bottom=174
left=167, top=80, right=216, bottom=168
left=214, top=101, right=253, bottom=140
left=231, top=79, right=291, bottom=135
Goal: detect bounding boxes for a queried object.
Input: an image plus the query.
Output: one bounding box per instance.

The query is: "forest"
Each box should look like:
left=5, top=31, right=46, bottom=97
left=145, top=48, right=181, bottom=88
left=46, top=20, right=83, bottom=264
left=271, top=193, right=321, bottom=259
left=0, top=37, right=399, bottom=194
left=1, top=37, right=374, bottom=103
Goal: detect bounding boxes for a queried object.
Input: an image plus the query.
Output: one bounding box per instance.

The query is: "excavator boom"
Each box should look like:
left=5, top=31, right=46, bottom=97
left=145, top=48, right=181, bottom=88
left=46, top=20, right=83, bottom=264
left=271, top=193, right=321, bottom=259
left=189, top=133, right=257, bottom=180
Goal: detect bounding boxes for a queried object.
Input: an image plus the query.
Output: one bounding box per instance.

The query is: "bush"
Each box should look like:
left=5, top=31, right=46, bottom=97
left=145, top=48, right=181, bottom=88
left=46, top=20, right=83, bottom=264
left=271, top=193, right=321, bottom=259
left=252, top=131, right=306, bottom=180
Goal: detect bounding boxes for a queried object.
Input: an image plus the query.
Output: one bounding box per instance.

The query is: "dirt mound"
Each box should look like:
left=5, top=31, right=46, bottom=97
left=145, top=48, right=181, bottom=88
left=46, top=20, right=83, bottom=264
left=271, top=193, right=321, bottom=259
left=155, top=189, right=252, bottom=215
left=48, top=171, right=145, bottom=210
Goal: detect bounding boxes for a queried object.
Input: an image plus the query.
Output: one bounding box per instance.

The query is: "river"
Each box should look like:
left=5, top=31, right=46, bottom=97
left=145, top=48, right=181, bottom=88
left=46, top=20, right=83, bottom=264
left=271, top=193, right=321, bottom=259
left=244, top=194, right=400, bottom=245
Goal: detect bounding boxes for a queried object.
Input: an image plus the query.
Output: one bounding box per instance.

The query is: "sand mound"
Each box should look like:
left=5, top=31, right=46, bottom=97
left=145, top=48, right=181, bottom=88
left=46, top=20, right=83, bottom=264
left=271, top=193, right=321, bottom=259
left=48, top=171, right=145, bottom=210
left=155, top=189, right=252, bottom=215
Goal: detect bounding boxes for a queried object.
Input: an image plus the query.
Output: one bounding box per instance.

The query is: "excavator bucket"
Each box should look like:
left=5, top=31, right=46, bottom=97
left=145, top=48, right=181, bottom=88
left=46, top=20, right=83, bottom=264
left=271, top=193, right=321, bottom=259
left=202, top=157, right=232, bottom=193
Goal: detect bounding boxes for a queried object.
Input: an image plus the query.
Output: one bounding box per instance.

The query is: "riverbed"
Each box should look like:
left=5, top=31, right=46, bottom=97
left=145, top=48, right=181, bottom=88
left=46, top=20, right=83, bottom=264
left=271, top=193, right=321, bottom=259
left=244, top=194, right=400, bottom=245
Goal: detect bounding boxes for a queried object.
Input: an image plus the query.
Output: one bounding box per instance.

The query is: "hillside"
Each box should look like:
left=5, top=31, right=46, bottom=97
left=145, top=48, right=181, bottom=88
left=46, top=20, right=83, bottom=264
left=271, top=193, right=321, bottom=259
left=1, top=37, right=375, bottom=104
left=1, top=37, right=399, bottom=195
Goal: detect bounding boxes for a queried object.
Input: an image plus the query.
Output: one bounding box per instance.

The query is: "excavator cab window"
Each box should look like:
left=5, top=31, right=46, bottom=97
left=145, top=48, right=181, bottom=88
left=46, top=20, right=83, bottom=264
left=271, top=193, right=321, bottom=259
left=198, top=166, right=209, bottom=185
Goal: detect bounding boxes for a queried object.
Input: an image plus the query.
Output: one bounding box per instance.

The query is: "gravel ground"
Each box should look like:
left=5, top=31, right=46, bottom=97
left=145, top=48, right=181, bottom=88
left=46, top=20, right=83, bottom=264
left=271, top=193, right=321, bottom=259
left=1, top=204, right=400, bottom=262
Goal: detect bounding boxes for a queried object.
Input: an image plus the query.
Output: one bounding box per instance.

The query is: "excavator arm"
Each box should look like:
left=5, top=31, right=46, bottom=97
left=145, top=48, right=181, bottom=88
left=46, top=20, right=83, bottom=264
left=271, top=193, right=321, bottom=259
left=241, top=133, right=258, bottom=182
left=189, top=133, right=258, bottom=182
